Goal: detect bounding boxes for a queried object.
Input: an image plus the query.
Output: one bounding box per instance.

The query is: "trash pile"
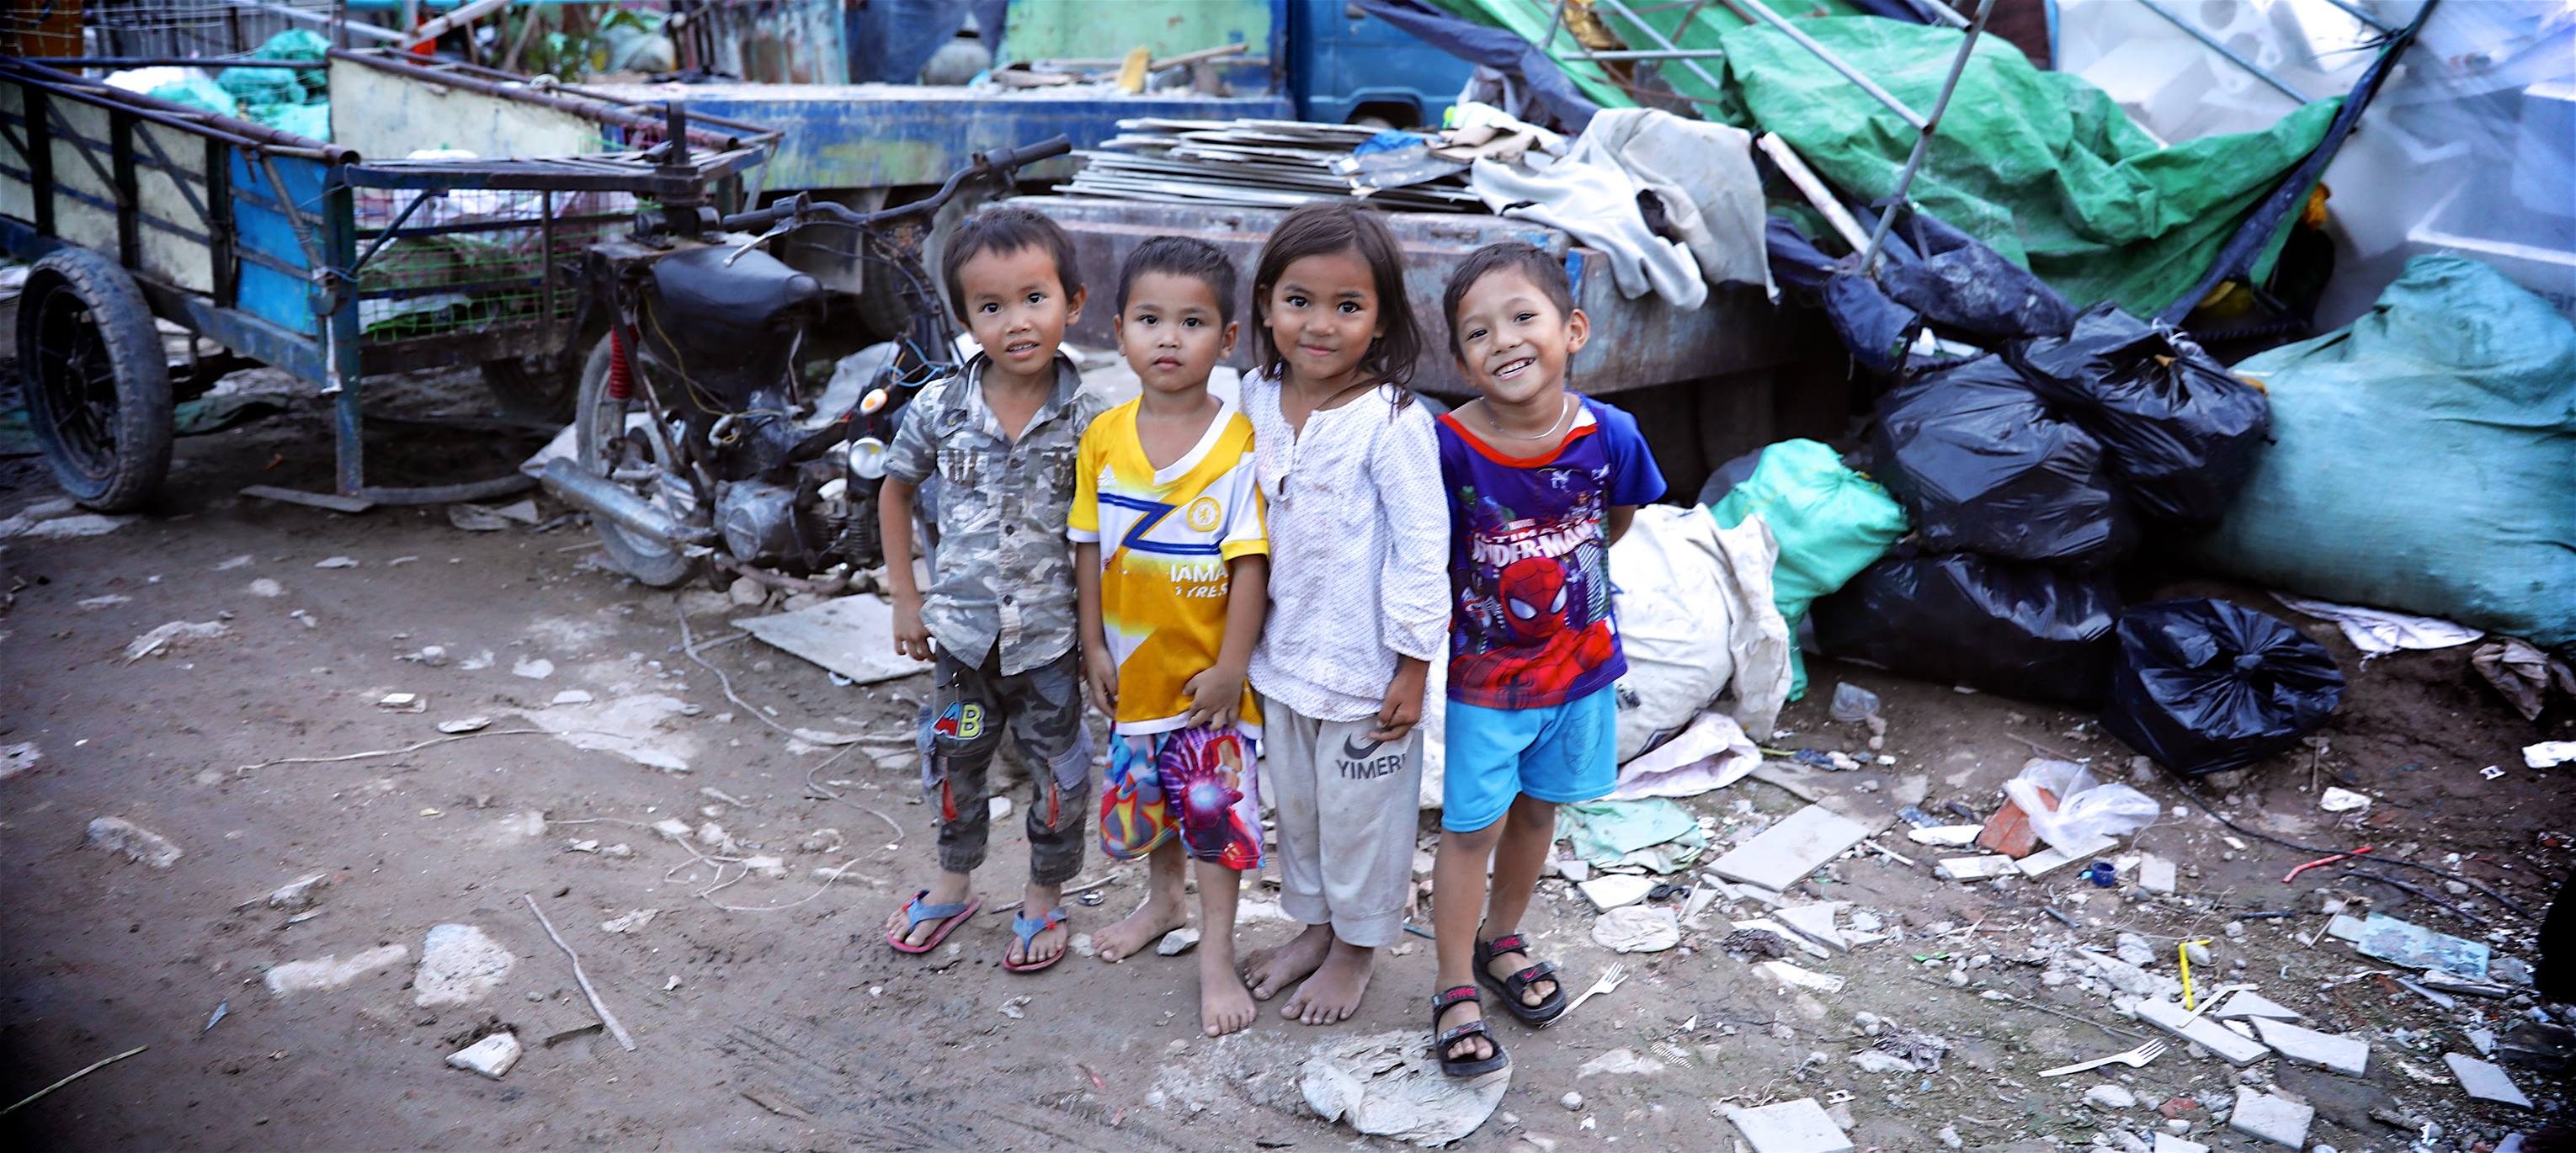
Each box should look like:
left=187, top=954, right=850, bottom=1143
left=106, top=29, right=333, bottom=141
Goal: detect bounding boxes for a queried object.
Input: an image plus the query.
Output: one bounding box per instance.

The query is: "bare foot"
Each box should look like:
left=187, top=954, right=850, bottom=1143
left=1094, top=891, right=1187, bottom=964
left=885, top=872, right=974, bottom=949
left=1283, top=939, right=1375, bottom=1025
left=1004, top=885, right=1068, bottom=969
left=1199, top=948, right=1258, bottom=1037
left=1241, top=922, right=1331, bottom=1001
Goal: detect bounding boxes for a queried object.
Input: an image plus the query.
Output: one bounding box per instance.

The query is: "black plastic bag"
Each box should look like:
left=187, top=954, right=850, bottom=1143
left=1871, top=355, right=2137, bottom=566
left=1809, top=550, right=2123, bottom=705
left=2101, top=598, right=2344, bottom=777
left=2008, top=304, right=2271, bottom=529
left=1877, top=206, right=2076, bottom=341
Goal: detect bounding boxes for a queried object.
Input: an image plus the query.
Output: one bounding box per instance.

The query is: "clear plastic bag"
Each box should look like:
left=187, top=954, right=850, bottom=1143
left=2003, top=759, right=2160, bottom=848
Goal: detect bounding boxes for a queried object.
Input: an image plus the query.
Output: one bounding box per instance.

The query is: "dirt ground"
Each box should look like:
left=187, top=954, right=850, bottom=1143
left=2, top=371, right=2569, bottom=1152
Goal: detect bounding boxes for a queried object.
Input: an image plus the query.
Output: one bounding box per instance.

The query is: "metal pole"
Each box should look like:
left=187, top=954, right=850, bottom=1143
left=1716, top=0, right=1929, bottom=130
left=1859, top=0, right=1995, bottom=274
left=1577, top=48, right=1733, bottom=61
left=1589, top=0, right=1746, bottom=115
left=2135, top=0, right=2314, bottom=104
left=1541, top=0, right=1567, bottom=51
left=1912, top=0, right=1972, bottom=29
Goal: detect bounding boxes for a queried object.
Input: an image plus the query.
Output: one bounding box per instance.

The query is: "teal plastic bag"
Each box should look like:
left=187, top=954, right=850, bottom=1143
left=2196, top=256, right=2576, bottom=650
left=1709, top=439, right=1909, bottom=699
left=146, top=76, right=238, bottom=118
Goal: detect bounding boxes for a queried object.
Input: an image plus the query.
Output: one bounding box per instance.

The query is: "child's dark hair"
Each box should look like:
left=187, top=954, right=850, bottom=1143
left=1440, top=242, right=1577, bottom=359
left=1250, top=202, right=1424, bottom=390
left=940, top=205, right=1083, bottom=324
left=1115, top=236, right=1238, bottom=327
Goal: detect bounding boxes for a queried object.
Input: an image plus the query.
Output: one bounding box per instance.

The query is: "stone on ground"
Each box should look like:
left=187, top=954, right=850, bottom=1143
left=414, top=923, right=514, bottom=1007
left=86, top=816, right=183, bottom=869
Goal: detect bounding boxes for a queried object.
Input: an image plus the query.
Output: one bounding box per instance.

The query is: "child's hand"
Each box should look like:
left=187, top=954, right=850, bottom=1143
left=1083, top=645, right=1120, bottom=718
left=1370, top=656, right=1429, bottom=743
left=891, top=594, right=933, bottom=662
left=1180, top=663, right=1244, bottom=731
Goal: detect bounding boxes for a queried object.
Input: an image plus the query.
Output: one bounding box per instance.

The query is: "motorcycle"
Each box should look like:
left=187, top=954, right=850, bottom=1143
left=540, top=135, right=1075, bottom=592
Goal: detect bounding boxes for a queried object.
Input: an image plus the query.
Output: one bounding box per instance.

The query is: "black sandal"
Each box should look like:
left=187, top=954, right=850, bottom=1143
left=1429, top=985, right=1509, bottom=1077
left=1474, top=930, right=1569, bottom=1026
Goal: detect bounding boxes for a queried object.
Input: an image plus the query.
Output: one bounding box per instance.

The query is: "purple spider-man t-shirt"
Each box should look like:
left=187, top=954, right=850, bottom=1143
left=1434, top=396, right=1665, bottom=710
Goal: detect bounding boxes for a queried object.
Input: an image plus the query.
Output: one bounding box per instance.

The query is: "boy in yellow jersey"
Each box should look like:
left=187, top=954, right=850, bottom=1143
left=1071, top=237, right=1270, bottom=1038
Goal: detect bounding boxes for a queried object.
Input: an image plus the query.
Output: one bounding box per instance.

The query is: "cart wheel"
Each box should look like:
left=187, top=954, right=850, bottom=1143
left=574, top=335, right=696, bottom=587
left=481, top=349, right=583, bottom=423
left=16, top=247, right=173, bottom=512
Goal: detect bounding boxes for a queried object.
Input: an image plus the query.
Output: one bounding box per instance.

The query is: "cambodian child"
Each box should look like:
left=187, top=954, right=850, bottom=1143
left=879, top=205, right=1104, bottom=974
left=1072, top=236, right=1273, bottom=1038
left=1426, top=241, right=1665, bottom=1076
left=1232, top=203, right=1449, bottom=1028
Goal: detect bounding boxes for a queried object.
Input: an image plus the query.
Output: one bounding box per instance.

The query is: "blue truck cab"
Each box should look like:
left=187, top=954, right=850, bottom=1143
left=1286, top=0, right=1477, bottom=127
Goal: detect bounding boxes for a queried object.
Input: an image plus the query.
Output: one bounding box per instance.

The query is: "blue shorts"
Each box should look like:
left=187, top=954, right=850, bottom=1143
left=1441, top=686, right=1617, bottom=832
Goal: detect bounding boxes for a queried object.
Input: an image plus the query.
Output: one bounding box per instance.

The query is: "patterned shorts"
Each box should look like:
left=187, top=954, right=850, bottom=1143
left=1099, top=726, right=1264, bottom=870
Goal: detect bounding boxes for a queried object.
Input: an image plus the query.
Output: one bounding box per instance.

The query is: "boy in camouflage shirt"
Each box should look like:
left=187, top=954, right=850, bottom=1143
left=879, top=206, right=1106, bottom=972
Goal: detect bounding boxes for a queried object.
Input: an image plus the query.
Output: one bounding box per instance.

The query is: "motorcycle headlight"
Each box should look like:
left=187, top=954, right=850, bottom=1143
left=849, top=436, right=890, bottom=481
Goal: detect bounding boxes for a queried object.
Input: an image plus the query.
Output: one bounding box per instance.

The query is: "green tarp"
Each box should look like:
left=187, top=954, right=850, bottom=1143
left=1427, top=4, right=2338, bottom=315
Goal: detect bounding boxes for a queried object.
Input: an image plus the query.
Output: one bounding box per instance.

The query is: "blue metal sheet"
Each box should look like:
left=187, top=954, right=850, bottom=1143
left=228, top=150, right=326, bottom=337
left=588, top=82, right=1292, bottom=192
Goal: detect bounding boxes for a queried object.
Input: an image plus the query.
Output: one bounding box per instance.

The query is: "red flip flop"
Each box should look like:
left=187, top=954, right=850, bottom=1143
left=886, top=890, right=980, bottom=954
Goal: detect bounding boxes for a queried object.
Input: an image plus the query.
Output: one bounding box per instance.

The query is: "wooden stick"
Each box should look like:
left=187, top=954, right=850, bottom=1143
left=1756, top=132, right=1873, bottom=255
left=407, top=0, right=517, bottom=50
left=4, top=1046, right=146, bottom=1115
left=522, top=894, right=639, bottom=1052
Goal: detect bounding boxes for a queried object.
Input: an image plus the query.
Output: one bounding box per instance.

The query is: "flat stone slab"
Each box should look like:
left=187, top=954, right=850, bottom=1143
left=2443, top=1052, right=2532, bottom=1108
left=2137, top=996, right=2271, bottom=1065
left=737, top=595, right=934, bottom=687
left=2016, top=833, right=2116, bottom=878
left=1936, top=855, right=2018, bottom=880
left=1710, top=805, right=1876, bottom=892
left=2153, top=1135, right=2209, bottom=1153
left=2228, top=1087, right=2314, bottom=1148
left=2209, top=991, right=2301, bottom=1021
left=2254, top=1019, right=2369, bottom=1076
left=1726, top=1097, right=1855, bottom=1153
left=2137, top=854, right=2177, bottom=895
left=1758, top=960, right=1846, bottom=994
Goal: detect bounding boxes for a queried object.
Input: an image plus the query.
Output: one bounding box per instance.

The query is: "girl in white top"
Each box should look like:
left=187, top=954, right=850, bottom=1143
left=1232, top=203, right=1450, bottom=1026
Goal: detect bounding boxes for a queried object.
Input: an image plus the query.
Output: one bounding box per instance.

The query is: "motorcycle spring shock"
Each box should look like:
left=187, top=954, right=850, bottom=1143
left=607, top=329, right=634, bottom=401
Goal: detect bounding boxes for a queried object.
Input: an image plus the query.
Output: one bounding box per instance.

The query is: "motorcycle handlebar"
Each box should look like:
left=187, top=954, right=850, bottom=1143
left=718, top=135, right=1074, bottom=233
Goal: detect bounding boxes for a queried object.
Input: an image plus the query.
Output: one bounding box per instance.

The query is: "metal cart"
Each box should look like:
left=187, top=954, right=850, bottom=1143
left=1, top=47, right=779, bottom=507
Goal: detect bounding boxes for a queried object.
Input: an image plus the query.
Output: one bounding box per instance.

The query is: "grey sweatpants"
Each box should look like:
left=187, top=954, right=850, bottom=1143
left=1263, top=699, right=1422, bottom=948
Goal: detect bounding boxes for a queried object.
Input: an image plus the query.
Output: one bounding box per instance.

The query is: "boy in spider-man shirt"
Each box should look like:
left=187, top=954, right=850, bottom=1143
left=1423, top=242, right=1663, bottom=1077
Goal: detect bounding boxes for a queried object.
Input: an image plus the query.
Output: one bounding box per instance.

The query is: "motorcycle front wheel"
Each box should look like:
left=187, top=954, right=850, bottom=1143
left=574, top=335, right=698, bottom=587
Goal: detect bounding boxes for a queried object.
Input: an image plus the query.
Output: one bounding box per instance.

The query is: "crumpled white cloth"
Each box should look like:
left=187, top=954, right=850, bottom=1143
left=1575, top=108, right=1774, bottom=299
left=2274, top=594, right=2483, bottom=656
left=1471, top=151, right=1706, bottom=309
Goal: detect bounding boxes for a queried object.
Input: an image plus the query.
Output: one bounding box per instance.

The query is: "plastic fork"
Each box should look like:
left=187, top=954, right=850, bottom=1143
left=2036, top=1037, right=2168, bottom=1078
left=1554, top=962, right=1629, bottom=1025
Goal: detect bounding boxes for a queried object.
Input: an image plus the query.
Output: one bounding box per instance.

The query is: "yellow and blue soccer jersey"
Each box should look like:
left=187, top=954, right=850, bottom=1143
left=1068, top=399, right=1268, bottom=736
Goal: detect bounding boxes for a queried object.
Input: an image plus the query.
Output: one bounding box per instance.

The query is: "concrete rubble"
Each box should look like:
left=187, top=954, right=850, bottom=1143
left=413, top=924, right=514, bottom=1007
left=85, top=816, right=184, bottom=869
left=444, top=1032, right=523, bottom=1080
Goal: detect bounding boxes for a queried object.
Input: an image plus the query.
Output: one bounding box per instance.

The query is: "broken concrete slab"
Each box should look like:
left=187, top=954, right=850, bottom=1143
left=2210, top=991, right=2301, bottom=1022
left=1710, top=805, right=1876, bottom=892
left=2151, top=1134, right=2208, bottom=1153
left=414, top=923, right=514, bottom=1007
left=263, top=943, right=408, bottom=996
left=241, top=485, right=375, bottom=514
left=2443, top=1052, right=2531, bottom=1108
left=2228, top=1087, right=2313, bottom=1148
left=737, top=594, right=936, bottom=687
left=2015, top=833, right=2116, bottom=878
left=1758, top=960, right=1846, bottom=994
left=85, top=816, right=183, bottom=869
left=1577, top=874, right=1654, bottom=911
left=445, top=1031, right=522, bottom=1079
left=1770, top=902, right=1849, bottom=952
left=1724, top=1097, right=1854, bottom=1153
left=2137, top=996, right=2270, bottom=1065
left=2137, top=854, right=2176, bottom=895
left=1905, top=825, right=1982, bottom=847
left=1936, top=855, right=2017, bottom=880
left=2254, top=1019, right=2369, bottom=1076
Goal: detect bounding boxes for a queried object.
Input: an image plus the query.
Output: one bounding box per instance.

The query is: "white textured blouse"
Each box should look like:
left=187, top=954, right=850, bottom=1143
left=1240, top=368, right=1452, bottom=721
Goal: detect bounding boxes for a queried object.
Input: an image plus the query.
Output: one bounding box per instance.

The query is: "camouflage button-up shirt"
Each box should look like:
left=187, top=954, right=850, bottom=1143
left=884, top=353, right=1104, bottom=675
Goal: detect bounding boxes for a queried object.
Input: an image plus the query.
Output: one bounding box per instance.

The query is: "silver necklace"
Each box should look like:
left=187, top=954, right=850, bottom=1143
left=1481, top=395, right=1575, bottom=441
